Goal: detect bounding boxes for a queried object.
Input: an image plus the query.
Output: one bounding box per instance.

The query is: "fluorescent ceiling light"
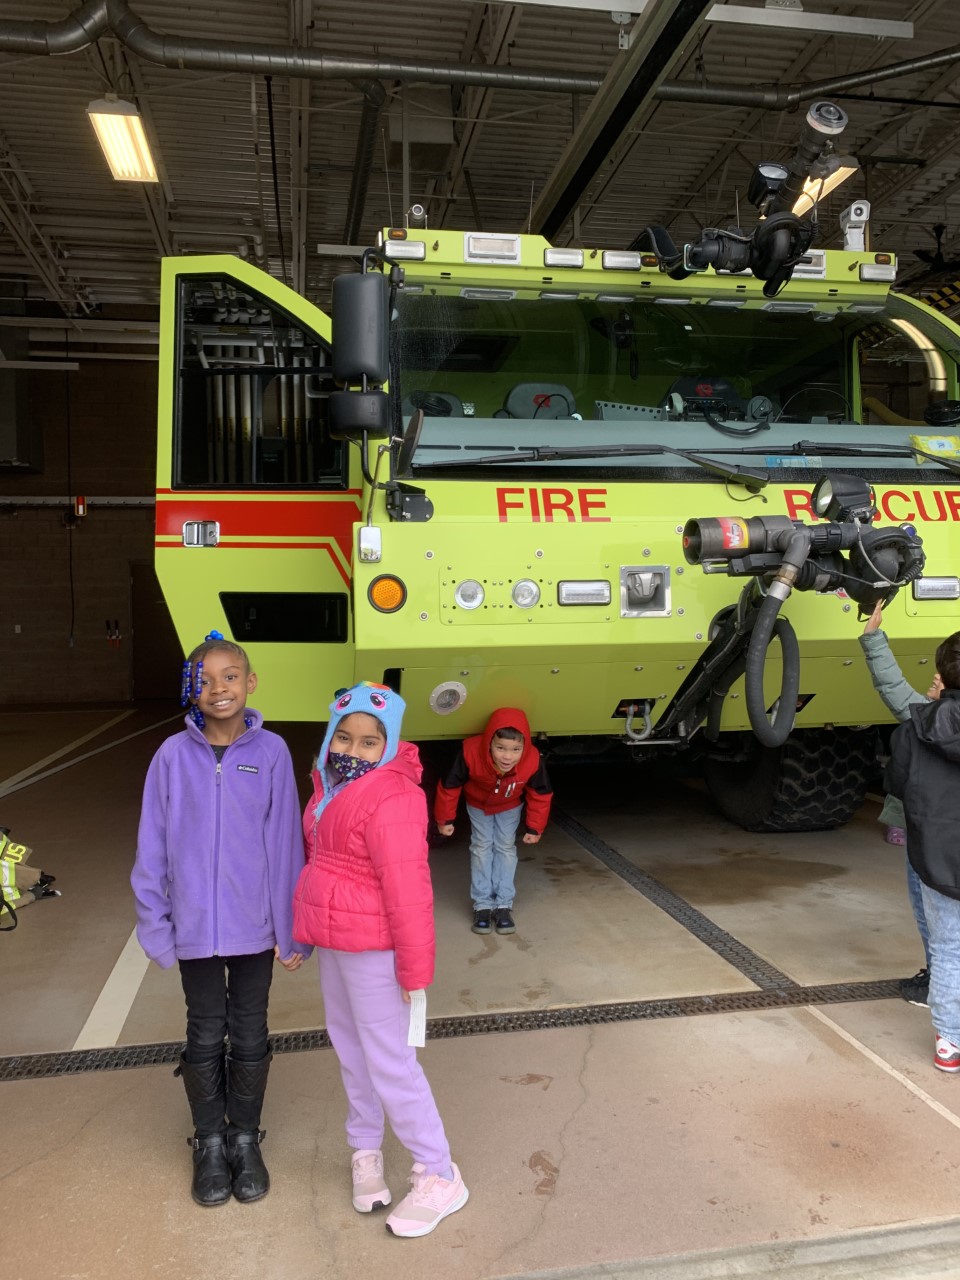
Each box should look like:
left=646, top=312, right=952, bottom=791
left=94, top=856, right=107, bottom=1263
left=706, top=4, right=912, bottom=40
left=792, top=156, right=859, bottom=216
left=86, top=96, right=158, bottom=182
left=458, top=0, right=911, bottom=38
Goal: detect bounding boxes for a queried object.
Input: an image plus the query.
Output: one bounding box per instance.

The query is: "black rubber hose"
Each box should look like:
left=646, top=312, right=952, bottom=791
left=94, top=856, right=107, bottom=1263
left=744, top=598, right=801, bottom=748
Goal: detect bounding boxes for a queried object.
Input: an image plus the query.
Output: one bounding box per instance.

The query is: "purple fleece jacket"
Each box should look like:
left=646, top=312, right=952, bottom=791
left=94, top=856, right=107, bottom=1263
left=131, top=710, right=309, bottom=968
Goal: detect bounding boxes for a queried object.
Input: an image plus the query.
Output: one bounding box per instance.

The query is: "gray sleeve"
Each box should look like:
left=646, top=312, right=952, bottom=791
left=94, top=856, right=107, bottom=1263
left=858, top=630, right=926, bottom=723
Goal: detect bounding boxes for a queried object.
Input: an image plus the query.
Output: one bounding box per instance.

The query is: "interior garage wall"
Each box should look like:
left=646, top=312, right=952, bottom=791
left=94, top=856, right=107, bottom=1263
left=1, top=361, right=159, bottom=705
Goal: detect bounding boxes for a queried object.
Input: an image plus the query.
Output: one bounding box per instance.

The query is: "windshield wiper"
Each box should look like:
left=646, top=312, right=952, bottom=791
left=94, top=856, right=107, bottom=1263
left=724, top=438, right=960, bottom=478
left=416, top=443, right=769, bottom=490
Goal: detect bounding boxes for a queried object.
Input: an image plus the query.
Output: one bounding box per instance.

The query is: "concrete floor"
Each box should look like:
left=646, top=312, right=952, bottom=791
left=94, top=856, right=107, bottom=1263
left=3, top=706, right=960, bottom=1280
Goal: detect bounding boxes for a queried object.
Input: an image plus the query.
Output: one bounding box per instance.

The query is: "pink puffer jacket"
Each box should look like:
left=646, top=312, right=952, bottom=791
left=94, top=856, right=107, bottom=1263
left=292, top=741, right=435, bottom=991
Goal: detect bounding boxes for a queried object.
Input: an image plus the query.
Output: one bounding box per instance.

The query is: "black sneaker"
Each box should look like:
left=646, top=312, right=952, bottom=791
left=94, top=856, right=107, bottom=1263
left=472, top=909, right=493, bottom=935
left=899, top=967, right=930, bottom=1007
left=493, top=907, right=515, bottom=935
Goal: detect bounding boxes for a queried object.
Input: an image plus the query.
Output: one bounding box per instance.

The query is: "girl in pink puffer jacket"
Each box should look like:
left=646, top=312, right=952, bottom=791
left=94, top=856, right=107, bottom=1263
left=293, top=682, right=468, bottom=1239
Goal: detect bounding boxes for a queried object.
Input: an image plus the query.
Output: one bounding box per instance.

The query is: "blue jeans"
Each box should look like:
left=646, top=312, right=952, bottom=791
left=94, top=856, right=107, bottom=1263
left=907, top=858, right=931, bottom=968
left=918, top=881, right=960, bottom=1043
left=467, top=804, right=522, bottom=910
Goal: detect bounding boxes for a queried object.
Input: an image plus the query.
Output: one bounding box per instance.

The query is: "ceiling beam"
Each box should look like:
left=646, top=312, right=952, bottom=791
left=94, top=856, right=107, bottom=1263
left=530, top=0, right=715, bottom=240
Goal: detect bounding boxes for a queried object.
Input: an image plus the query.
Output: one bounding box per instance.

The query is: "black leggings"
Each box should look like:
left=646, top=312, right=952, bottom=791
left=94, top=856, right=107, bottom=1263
left=178, top=950, right=274, bottom=1064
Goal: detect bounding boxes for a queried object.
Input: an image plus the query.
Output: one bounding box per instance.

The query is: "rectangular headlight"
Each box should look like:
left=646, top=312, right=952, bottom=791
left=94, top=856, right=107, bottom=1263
left=544, top=248, right=583, bottom=268
left=465, top=233, right=520, bottom=263
left=385, top=240, right=426, bottom=260
left=558, top=580, right=611, bottom=605
left=860, top=262, right=897, bottom=282
left=602, top=251, right=641, bottom=270
left=913, top=577, right=960, bottom=600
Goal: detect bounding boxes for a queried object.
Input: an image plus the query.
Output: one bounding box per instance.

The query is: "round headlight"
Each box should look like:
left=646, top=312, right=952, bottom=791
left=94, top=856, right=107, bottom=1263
left=511, top=578, right=540, bottom=608
left=429, top=681, right=468, bottom=714
left=812, top=476, right=833, bottom=517
left=454, top=579, right=484, bottom=610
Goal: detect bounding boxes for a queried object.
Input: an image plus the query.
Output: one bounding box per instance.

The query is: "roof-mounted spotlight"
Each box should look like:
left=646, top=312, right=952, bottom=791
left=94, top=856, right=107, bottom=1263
left=748, top=161, right=789, bottom=215
left=811, top=473, right=877, bottom=523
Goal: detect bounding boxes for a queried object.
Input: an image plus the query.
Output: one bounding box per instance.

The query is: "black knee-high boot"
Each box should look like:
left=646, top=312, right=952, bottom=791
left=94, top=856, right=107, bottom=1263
left=175, top=1052, right=232, bottom=1207
left=225, top=1051, right=272, bottom=1203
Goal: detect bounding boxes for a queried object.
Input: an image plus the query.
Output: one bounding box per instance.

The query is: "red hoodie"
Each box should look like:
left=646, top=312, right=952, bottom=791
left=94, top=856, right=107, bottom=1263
left=433, top=707, right=553, bottom=834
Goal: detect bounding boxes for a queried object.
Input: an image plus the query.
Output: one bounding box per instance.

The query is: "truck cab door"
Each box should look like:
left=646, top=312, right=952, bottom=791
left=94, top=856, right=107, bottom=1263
left=155, top=256, right=360, bottom=721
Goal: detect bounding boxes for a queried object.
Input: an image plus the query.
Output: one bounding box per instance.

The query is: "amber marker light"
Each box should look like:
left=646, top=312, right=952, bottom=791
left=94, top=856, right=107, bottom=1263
left=368, top=575, right=407, bottom=612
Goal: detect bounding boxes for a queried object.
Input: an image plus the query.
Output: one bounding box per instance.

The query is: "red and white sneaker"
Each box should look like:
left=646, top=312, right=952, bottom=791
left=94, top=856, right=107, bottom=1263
left=351, top=1149, right=391, bottom=1212
left=934, top=1036, right=960, bottom=1073
left=385, top=1162, right=468, bottom=1237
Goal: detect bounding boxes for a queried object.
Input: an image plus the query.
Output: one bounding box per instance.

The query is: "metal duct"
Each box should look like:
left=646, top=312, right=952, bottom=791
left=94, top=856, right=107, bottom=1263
left=0, top=0, right=600, bottom=94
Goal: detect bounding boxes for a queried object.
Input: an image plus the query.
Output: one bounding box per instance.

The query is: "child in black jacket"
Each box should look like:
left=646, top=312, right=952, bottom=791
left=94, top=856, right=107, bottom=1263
left=886, top=629, right=960, bottom=1073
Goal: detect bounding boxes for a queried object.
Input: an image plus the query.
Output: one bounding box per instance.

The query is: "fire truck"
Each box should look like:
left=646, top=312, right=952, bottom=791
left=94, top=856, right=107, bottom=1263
left=154, top=117, right=960, bottom=832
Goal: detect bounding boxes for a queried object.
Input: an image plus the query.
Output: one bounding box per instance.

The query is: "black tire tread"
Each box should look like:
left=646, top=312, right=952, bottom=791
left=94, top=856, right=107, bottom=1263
left=705, top=728, right=879, bottom=832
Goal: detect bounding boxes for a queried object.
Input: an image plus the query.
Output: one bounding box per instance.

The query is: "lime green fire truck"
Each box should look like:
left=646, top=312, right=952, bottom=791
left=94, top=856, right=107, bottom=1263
left=155, top=192, right=960, bottom=832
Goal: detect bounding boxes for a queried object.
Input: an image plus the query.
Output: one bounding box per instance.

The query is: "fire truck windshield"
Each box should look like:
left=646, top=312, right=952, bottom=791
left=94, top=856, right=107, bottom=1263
left=390, top=288, right=960, bottom=482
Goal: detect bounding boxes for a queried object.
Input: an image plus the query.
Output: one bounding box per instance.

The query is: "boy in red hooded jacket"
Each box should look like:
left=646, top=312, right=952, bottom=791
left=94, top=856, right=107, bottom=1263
left=434, top=708, right=552, bottom=936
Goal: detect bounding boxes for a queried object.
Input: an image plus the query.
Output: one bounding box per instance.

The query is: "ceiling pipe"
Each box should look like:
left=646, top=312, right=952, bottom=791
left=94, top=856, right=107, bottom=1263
left=656, top=44, right=960, bottom=109
left=0, top=0, right=599, bottom=94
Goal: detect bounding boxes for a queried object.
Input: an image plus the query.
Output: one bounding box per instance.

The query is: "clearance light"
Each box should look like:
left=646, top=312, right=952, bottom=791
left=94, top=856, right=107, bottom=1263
left=913, top=577, right=960, bottom=601
left=558, top=580, right=611, bottom=606
left=384, top=240, right=426, bottom=260
left=540, top=290, right=580, bottom=300
left=368, top=575, right=407, bottom=612
left=465, top=233, right=521, bottom=263
left=602, top=251, right=642, bottom=271
left=544, top=248, right=584, bottom=268
left=707, top=298, right=746, bottom=308
left=654, top=297, right=692, bottom=305
left=454, top=579, right=485, bottom=610
left=596, top=293, right=633, bottom=303
left=511, top=579, right=541, bottom=608
left=860, top=262, right=897, bottom=282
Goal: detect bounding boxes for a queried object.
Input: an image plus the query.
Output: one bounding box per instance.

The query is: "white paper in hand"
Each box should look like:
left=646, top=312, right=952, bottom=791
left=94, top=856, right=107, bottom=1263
left=407, top=988, right=427, bottom=1048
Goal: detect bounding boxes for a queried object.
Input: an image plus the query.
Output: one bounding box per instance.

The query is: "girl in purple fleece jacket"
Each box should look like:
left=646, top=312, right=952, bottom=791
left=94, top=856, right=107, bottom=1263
left=131, top=634, right=308, bottom=1210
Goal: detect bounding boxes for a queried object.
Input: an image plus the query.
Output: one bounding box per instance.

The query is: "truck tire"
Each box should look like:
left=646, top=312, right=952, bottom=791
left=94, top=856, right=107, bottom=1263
left=703, top=728, right=879, bottom=832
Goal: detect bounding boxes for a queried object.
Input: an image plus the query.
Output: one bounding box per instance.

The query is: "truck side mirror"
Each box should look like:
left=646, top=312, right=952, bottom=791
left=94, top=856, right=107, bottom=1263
left=332, top=272, right=389, bottom=385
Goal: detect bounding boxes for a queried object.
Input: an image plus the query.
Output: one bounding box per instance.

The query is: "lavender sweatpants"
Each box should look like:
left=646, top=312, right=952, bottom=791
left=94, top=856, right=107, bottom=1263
left=318, top=948, right=451, bottom=1175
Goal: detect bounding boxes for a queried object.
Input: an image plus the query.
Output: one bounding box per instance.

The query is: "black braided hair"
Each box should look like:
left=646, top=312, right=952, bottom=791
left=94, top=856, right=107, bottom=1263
left=180, top=633, right=252, bottom=728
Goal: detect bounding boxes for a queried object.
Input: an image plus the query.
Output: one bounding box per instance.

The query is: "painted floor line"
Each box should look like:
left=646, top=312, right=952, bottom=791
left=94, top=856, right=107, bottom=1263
left=0, top=712, right=182, bottom=798
left=0, top=709, right=134, bottom=791
left=72, top=927, right=150, bottom=1050
left=806, top=1005, right=960, bottom=1132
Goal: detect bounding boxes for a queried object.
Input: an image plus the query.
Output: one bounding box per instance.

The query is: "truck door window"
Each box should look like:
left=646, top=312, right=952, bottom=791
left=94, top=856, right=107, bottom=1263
left=174, top=276, right=341, bottom=488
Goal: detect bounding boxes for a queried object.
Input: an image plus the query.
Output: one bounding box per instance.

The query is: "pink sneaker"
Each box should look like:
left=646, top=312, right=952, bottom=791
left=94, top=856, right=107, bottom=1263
left=884, top=826, right=907, bottom=846
left=934, top=1036, right=960, bottom=1073
left=351, top=1149, right=391, bottom=1212
left=385, top=1162, right=468, bottom=1237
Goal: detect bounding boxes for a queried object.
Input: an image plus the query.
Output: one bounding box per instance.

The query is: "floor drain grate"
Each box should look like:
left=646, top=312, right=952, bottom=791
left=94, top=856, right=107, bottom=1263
left=0, top=981, right=900, bottom=1083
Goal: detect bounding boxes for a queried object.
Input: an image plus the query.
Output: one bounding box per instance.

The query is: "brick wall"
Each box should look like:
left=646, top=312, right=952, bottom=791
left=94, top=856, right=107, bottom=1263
left=1, top=361, right=160, bottom=704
